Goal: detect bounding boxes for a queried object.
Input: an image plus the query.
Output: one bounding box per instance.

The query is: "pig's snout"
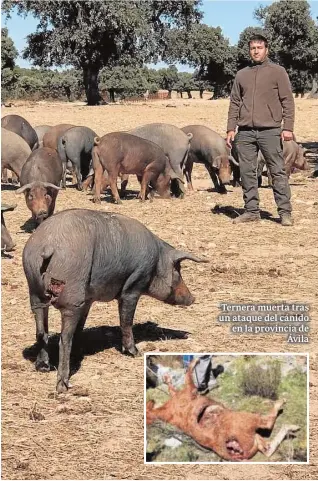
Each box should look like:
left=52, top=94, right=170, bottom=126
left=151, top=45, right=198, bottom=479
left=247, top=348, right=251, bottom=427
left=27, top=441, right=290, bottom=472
left=2, top=242, right=16, bottom=252
left=6, top=242, right=16, bottom=252
left=218, top=167, right=232, bottom=185
left=182, top=293, right=195, bottom=306
left=165, top=282, right=195, bottom=306
left=36, top=209, right=48, bottom=222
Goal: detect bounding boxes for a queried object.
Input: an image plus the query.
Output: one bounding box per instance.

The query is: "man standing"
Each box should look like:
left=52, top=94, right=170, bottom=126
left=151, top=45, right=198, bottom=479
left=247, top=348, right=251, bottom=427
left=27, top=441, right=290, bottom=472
left=226, top=35, right=295, bottom=226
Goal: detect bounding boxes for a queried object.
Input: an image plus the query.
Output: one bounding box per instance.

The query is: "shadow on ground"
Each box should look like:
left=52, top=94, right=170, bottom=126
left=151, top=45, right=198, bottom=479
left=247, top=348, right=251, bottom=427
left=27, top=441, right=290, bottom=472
left=1, top=183, right=19, bottom=191
left=20, top=218, right=37, bottom=233
left=22, top=321, right=190, bottom=377
left=211, top=205, right=280, bottom=223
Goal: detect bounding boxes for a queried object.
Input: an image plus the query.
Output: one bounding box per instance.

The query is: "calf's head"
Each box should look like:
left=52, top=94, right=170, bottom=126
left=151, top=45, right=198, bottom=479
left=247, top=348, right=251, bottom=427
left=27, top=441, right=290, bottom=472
left=148, top=248, right=208, bottom=306
left=16, top=181, right=60, bottom=224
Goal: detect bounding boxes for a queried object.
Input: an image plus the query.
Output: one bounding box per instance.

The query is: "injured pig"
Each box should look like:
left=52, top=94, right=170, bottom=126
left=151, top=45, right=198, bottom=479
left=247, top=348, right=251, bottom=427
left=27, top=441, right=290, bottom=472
left=147, top=359, right=300, bottom=461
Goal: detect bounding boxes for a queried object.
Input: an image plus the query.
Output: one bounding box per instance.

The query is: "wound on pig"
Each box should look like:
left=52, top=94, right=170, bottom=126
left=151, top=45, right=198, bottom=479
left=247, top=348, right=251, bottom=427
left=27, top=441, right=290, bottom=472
left=46, top=278, right=65, bottom=303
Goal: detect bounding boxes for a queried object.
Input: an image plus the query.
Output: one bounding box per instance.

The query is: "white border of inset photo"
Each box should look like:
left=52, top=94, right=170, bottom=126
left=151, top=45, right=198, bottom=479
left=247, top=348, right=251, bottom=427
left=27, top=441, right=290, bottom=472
left=144, top=352, right=309, bottom=465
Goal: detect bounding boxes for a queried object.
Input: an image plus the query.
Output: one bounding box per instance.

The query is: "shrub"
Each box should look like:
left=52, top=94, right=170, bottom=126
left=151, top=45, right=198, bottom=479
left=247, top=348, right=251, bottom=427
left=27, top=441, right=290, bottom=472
left=239, top=360, right=281, bottom=400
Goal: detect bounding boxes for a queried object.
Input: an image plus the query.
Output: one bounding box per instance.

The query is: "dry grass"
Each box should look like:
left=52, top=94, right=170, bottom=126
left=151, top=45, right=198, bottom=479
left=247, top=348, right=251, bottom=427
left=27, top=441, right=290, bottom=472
left=1, top=97, right=318, bottom=480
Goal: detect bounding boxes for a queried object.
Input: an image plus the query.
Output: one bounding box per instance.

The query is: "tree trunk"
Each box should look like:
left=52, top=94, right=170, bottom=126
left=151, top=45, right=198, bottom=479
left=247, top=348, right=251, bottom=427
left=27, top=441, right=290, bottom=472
left=168, top=89, right=172, bottom=99
left=200, top=89, right=203, bottom=99
left=65, top=86, right=71, bottom=102
left=308, top=76, right=318, bottom=99
left=83, top=65, right=102, bottom=106
left=187, top=90, right=192, bottom=99
left=109, top=89, right=115, bottom=103
left=180, top=91, right=183, bottom=99
left=213, top=84, right=226, bottom=99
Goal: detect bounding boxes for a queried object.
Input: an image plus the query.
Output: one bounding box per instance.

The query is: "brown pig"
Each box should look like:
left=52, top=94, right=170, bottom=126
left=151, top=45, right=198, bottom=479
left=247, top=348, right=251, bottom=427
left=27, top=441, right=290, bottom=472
left=16, top=147, right=62, bottom=225
left=92, top=132, right=174, bottom=204
left=182, top=125, right=236, bottom=194
left=42, top=124, right=75, bottom=150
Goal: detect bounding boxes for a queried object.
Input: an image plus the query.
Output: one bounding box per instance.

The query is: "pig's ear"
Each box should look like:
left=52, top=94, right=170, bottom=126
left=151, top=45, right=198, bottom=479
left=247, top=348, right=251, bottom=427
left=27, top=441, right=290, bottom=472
left=172, top=250, right=209, bottom=264
left=212, top=156, right=221, bottom=169
left=16, top=183, right=33, bottom=194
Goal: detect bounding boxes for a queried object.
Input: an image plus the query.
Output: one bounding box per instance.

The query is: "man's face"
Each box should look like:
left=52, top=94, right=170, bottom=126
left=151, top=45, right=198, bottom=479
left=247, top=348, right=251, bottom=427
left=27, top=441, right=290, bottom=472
left=249, top=41, right=268, bottom=63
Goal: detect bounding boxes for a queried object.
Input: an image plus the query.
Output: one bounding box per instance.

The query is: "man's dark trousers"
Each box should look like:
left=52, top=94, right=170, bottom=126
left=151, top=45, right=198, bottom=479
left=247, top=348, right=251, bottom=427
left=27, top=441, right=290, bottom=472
left=234, top=127, right=292, bottom=215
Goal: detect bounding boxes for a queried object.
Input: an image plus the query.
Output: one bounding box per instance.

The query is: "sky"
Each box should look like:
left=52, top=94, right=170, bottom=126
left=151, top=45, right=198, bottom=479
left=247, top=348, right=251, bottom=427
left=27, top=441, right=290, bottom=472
left=2, top=1, right=318, bottom=71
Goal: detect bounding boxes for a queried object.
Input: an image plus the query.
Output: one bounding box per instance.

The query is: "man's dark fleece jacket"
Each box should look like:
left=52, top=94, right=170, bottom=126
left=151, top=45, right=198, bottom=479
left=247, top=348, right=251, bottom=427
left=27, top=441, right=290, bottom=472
left=227, top=58, right=295, bottom=132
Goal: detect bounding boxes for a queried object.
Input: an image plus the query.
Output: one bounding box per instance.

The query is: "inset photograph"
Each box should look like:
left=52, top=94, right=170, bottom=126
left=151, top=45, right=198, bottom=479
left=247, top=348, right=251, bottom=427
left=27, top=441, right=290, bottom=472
left=145, top=353, right=308, bottom=463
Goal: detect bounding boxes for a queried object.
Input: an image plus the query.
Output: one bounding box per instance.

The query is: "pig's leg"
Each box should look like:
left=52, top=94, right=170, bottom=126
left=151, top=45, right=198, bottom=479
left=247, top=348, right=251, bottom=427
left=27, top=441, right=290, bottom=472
left=108, top=171, right=122, bottom=204
left=57, top=307, right=83, bottom=393
left=62, top=162, right=67, bottom=189
left=140, top=164, right=161, bottom=202
left=184, top=158, right=194, bottom=191
left=139, top=172, right=151, bottom=202
left=33, top=305, right=50, bottom=372
left=92, top=161, right=104, bottom=204
left=82, top=174, right=93, bottom=191
left=11, top=172, right=19, bottom=184
left=118, top=292, right=141, bottom=356
left=206, top=164, right=227, bottom=194
left=73, top=161, right=83, bottom=191
left=120, top=174, right=129, bottom=198
left=1, top=168, right=8, bottom=183
left=72, top=301, right=92, bottom=352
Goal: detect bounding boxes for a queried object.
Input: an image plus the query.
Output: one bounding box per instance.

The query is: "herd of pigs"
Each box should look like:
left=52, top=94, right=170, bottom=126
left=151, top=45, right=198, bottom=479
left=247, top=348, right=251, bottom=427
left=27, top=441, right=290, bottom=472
left=1, top=114, right=310, bottom=393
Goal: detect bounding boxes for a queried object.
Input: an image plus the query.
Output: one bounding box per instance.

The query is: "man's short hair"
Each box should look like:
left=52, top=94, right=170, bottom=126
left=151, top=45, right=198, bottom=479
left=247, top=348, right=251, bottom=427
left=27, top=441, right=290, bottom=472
left=248, top=35, right=268, bottom=48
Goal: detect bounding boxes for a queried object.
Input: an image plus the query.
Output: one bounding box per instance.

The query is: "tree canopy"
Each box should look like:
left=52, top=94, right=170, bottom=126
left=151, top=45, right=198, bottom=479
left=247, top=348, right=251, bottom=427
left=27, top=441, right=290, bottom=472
left=255, top=0, right=318, bottom=94
left=164, top=23, right=238, bottom=98
left=2, top=0, right=318, bottom=102
left=1, top=27, right=18, bottom=102
left=2, top=0, right=203, bottom=104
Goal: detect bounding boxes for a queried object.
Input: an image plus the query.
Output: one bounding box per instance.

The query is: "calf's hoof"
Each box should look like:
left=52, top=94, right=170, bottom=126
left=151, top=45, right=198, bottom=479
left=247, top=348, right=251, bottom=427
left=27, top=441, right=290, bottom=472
left=275, top=398, right=286, bottom=411
left=35, top=359, right=50, bottom=372
left=284, top=424, right=300, bottom=433
left=92, top=197, right=101, bottom=204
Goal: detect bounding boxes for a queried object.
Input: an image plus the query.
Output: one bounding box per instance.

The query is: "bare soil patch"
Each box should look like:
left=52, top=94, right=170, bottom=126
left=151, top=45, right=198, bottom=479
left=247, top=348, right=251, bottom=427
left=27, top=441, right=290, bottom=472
left=2, top=98, right=318, bottom=480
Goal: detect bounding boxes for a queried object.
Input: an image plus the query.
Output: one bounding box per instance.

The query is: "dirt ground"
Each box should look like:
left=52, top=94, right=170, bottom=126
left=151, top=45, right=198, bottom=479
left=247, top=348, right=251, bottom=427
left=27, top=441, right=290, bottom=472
left=1, top=97, right=318, bottom=480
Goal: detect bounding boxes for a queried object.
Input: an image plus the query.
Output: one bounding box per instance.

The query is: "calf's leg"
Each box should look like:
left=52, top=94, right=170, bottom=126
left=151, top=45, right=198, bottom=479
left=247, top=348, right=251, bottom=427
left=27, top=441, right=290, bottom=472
left=262, top=425, right=300, bottom=458
left=257, top=398, right=285, bottom=431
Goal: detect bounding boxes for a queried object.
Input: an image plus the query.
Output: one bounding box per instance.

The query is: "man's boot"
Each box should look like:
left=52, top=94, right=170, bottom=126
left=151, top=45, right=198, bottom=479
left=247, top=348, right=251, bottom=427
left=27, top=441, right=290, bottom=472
left=280, top=213, right=294, bottom=226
